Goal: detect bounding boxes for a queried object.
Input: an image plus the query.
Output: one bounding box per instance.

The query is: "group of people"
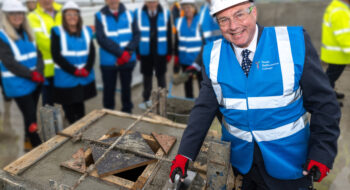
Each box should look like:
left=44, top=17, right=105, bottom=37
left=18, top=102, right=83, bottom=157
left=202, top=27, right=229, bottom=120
left=0, top=0, right=221, bottom=149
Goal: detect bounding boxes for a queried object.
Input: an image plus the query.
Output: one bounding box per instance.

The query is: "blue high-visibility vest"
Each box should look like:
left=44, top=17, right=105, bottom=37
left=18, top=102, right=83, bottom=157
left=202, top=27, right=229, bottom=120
left=136, top=7, right=169, bottom=55
left=95, top=11, right=136, bottom=66
left=52, top=26, right=95, bottom=88
left=199, top=3, right=222, bottom=43
left=176, top=15, right=202, bottom=66
left=0, top=30, right=38, bottom=98
left=203, top=26, right=309, bottom=180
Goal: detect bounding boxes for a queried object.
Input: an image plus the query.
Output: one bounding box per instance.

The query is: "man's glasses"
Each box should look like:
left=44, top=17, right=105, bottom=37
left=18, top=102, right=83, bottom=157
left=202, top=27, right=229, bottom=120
left=216, top=6, right=254, bottom=27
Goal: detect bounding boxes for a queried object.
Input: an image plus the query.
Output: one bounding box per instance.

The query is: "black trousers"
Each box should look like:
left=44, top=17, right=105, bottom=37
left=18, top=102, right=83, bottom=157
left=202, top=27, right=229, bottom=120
left=42, top=77, right=54, bottom=106
left=101, top=66, right=133, bottom=113
left=62, top=102, right=85, bottom=124
left=325, top=63, right=346, bottom=88
left=235, top=142, right=312, bottom=190
left=14, top=86, right=42, bottom=147
left=181, top=65, right=202, bottom=98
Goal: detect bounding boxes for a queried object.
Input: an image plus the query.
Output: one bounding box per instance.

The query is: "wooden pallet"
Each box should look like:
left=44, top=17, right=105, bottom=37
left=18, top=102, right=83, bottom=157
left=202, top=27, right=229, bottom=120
left=2, top=109, right=232, bottom=190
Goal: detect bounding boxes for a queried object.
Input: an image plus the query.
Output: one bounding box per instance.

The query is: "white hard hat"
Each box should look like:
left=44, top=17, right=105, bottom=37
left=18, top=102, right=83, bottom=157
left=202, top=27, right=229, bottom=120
left=62, top=1, right=80, bottom=12
left=2, top=0, right=27, bottom=12
left=210, top=0, right=249, bottom=15
left=181, top=0, right=196, bottom=4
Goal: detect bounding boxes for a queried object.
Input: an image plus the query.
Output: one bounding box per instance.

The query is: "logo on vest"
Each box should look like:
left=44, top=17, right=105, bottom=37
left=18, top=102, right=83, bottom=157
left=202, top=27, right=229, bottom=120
left=261, top=60, right=280, bottom=70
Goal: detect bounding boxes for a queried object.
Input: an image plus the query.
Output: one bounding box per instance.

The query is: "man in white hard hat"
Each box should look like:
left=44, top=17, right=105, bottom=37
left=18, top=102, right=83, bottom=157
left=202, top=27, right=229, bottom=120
left=169, top=0, right=341, bottom=189
left=135, top=0, right=172, bottom=106
left=25, top=0, right=37, bottom=12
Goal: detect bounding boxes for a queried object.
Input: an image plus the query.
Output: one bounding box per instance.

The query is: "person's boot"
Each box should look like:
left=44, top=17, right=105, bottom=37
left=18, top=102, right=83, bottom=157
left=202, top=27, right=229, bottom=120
left=24, top=137, right=33, bottom=152
left=28, top=123, right=42, bottom=148
left=335, top=91, right=345, bottom=99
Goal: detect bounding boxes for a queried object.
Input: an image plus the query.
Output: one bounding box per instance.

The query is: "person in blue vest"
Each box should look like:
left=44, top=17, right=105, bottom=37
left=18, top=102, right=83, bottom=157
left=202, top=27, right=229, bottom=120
left=169, top=0, right=341, bottom=189
left=50, top=1, right=97, bottom=124
left=0, top=0, right=44, bottom=148
left=199, top=0, right=222, bottom=43
left=95, top=0, right=140, bottom=113
left=174, top=0, right=203, bottom=98
left=135, top=0, right=172, bottom=106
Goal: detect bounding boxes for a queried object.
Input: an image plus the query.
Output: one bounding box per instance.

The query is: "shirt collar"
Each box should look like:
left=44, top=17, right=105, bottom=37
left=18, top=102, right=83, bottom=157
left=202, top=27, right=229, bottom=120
left=232, top=24, right=258, bottom=57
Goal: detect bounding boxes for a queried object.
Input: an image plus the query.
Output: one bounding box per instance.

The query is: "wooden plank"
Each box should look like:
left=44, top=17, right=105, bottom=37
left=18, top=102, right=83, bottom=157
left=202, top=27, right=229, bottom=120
left=151, top=132, right=176, bottom=155
left=132, top=148, right=164, bottom=190
left=3, top=109, right=105, bottom=175
left=91, top=132, right=156, bottom=177
left=102, top=109, right=186, bottom=129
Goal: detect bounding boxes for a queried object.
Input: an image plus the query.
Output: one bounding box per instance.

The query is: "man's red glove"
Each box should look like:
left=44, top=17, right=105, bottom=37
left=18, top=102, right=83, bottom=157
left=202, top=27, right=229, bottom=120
left=169, top=154, right=189, bottom=183
left=74, top=68, right=89, bottom=77
left=117, top=51, right=131, bottom=66
left=30, top=71, right=44, bottom=83
left=166, top=55, right=172, bottom=63
left=303, top=160, right=330, bottom=182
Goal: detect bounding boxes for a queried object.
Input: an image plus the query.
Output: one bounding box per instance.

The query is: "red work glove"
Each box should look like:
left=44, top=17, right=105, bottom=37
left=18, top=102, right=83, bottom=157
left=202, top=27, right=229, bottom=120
left=74, top=68, right=89, bottom=77
left=169, top=154, right=189, bottom=183
left=166, top=55, right=172, bottom=63
left=28, top=123, right=38, bottom=133
left=117, top=51, right=131, bottom=66
left=30, top=71, right=44, bottom=83
left=303, top=160, right=330, bottom=182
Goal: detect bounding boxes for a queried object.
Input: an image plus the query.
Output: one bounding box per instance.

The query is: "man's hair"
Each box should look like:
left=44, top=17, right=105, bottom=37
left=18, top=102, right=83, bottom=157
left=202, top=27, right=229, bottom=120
left=62, top=10, right=83, bottom=36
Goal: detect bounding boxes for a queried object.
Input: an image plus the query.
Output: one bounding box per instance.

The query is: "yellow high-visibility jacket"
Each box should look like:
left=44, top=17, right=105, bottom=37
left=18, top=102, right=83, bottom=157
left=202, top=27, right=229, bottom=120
left=28, top=2, right=62, bottom=77
left=321, top=0, right=350, bottom=64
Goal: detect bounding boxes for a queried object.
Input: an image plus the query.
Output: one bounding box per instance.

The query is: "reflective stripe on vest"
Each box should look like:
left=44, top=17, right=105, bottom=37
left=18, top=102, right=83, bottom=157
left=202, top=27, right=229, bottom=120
left=0, top=29, right=37, bottom=62
left=32, top=12, right=50, bottom=37
left=210, top=27, right=300, bottom=110
left=101, top=12, right=132, bottom=43
left=176, top=17, right=201, bottom=53
left=59, top=26, right=90, bottom=57
left=223, top=113, right=308, bottom=142
left=137, top=7, right=168, bottom=55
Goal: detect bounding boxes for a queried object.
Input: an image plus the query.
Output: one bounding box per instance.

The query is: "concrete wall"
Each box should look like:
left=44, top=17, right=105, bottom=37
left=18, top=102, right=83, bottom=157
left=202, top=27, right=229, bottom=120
left=256, top=0, right=331, bottom=53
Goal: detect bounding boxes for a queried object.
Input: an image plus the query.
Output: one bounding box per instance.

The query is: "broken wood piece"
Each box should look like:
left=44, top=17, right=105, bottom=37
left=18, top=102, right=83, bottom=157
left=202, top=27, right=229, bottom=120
left=60, top=148, right=86, bottom=173
left=151, top=132, right=176, bottom=155
left=91, top=132, right=156, bottom=177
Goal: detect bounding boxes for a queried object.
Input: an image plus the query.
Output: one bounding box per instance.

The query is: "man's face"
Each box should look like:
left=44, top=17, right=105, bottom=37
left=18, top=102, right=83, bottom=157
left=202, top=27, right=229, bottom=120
left=106, top=0, right=120, bottom=10
left=26, top=2, right=37, bottom=12
left=146, top=1, right=158, bottom=12
left=38, top=0, right=53, bottom=11
left=216, top=2, right=257, bottom=48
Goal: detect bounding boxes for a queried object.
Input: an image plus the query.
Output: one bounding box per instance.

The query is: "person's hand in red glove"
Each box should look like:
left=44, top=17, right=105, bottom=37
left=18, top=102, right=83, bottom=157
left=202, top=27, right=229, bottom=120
left=117, top=51, right=131, bottom=66
left=169, top=154, right=189, bottom=183
left=166, top=55, right=172, bottom=63
left=31, top=71, right=44, bottom=83
left=74, top=68, right=89, bottom=77
left=173, top=55, right=180, bottom=74
left=303, top=160, right=330, bottom=182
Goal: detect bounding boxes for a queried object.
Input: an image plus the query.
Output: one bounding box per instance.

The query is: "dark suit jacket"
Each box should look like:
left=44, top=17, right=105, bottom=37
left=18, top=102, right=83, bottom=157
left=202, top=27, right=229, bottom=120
left=178, top=25, right=341, bottom=170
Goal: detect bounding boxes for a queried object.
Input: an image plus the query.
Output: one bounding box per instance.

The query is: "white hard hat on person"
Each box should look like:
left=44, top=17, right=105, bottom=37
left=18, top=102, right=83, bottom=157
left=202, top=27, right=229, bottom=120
left=181, top=0, right=196, bottom=4
left=2, top=0, right=27, bottom=12
left=210, top=0, right=249, bottom=16
left=62, top=1, right=81, bottom=12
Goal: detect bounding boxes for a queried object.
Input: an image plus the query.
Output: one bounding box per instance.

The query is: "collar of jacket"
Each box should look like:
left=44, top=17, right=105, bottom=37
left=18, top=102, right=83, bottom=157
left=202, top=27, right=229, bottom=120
left=142, top=4, right=163, bottom=13
left=101, top=3, right=127, bottom=17
left=35, top=2, right=62, bottom=15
